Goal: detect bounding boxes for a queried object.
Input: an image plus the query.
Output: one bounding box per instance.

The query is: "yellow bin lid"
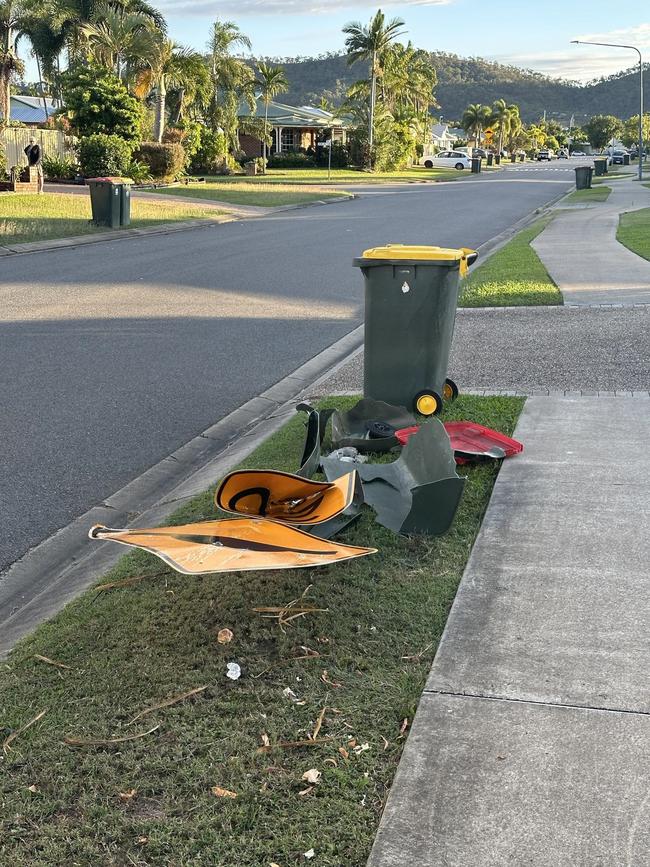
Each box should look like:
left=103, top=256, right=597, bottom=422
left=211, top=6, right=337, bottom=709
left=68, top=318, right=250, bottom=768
left=359, top=244, right=477, bottom=277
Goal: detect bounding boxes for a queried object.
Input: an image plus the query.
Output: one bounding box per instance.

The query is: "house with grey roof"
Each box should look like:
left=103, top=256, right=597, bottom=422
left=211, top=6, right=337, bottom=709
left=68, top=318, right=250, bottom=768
left=238, top=98, right=347, bottom=158
left=1, top=94, right=57, bottom=125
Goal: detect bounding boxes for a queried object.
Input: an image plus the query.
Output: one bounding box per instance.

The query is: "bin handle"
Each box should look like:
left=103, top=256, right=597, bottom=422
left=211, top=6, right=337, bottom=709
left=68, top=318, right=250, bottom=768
left=460, top=248, right=479, bottom=275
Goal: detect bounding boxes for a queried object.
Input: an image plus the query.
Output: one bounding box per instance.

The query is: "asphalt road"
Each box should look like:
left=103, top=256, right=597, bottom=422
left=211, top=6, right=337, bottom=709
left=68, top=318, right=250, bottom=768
left=0, top=164, right=574, bottom=572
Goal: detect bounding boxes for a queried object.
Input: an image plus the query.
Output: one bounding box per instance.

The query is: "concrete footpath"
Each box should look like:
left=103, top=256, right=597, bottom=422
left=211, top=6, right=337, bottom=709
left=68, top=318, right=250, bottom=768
left=368, top=395, right=650, bottom=866
left=532, top=177, right=650, bottom=305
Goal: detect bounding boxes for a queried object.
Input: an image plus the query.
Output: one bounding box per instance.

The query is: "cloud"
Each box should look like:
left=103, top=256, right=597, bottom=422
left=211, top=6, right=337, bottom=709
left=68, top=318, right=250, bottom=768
left=159, top=0, right=453, bottom=17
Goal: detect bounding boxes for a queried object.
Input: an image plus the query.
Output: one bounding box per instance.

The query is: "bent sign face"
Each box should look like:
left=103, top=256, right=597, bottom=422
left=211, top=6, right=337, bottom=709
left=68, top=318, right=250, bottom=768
left=215, top=469, right=357, bottom=525
left=89, top=518, right=375, bottom=575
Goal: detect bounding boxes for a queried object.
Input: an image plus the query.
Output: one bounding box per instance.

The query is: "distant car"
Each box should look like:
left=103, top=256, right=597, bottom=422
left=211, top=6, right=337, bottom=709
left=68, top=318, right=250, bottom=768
left=420, top=151, right=472, bottom=170
left=571, top=150, right=586, bottom=156
left=472, top=148, right=489, bottom=158
left=611, top=149, right=628, bottom=164
left=537, top=149, right=554, bottom=161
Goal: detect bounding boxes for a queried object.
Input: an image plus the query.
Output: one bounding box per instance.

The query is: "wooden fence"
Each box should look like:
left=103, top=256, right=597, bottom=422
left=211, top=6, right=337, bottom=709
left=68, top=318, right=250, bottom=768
left=1, top=128, right=77, bottom=167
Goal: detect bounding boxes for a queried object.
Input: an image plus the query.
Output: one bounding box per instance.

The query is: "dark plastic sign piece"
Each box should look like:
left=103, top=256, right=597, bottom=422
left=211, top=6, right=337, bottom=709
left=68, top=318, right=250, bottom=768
left=296, top=402, right=333, bottom=478
left=322, top=419, right=465, bottom=536
left=89, top=519, right=376, bottom=575
left=396, top=422, right=523, bottom=464
left=331, top=398, right=416, bottom=453
left=216, top=469, right=357, bottom=525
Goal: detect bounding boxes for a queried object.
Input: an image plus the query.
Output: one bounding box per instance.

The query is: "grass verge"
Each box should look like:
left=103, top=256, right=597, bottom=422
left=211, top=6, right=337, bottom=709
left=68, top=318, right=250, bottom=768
left=195, top=167, right=464, bottom=186
left=565, top=185, right=611, bottom=202
left=0, top=394, right=523, bottom=867
left=617, top=207, right=650, bottom=261
left=0, top=193, right=225, bottom=245
left=460, top=216, right=563, bottom=307
left=149, top=181, right=351, bottom=207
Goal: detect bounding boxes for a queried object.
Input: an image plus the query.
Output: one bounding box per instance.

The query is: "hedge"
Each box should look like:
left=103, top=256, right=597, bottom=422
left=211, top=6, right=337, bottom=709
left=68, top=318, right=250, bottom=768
left=135, top=142, right=186, bottom=181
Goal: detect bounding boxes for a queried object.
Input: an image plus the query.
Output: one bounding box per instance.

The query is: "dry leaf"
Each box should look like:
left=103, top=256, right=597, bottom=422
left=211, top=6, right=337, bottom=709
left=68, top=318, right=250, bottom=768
left=338, top=747, right=349, bottom=760
left=3, top=709, right=48, bottom=754
left=320, top=670, right=342, bottom=688
left=33, top=654, right=72, bottom=670
left=27, top=784, right=38, bottom=793
left=119, top=788, right=137, bottom=801
left=217, top=628, right=234, bottom=644
left=347, top=738, right=357, bottom=748
left=128, top=685, right=208, bottom=724
left=398, top=718, right=409, bottom=738
left=353, top=742, right=370, bottom=754
left=298, top=786, right=314, bottom=796
left=312, top=706, right=327, bottom=741
left=497, top=754, right=506, bottom=761
left=211, top=786, right=237, bottom=799
left=257, top=737, right=333, bottom=754
left=301, top=768, right=321, bottom=785
left=261, top=732, right=270, bottom=748
left=270, top=863, right=282, bottom=867
left=324, top=758, right=338, bottom=767
left=135, top=836, right=148, bottom=845
left=381, top=736, right=389, bottom=751
left=63, top=725, right=160, bottom=747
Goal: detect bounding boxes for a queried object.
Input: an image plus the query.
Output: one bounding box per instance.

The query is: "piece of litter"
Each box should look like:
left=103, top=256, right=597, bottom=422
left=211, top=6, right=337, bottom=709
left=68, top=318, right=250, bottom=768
left=217, top=628, right=234, bottom=644
left=211, top=786, right=237, bottom=799
left=299, top=786, right=314, bottom=796
left=301, top=769, right=321, bottom=785
left=353, top=742, right=370, bottom=754
left=118, top=789, right=137, bottom=801
left=226, top=663, right=241, bottom=681
left=304, top=850, right=315, bottom=860
left=27, top=784, right=38, bottom=793
left=282, top=687, right=303, bottom=703
left=261, top=733, right=270, bottom=748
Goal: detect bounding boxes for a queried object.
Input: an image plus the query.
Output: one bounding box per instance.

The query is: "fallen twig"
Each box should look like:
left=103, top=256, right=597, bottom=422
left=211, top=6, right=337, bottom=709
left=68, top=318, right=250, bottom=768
left=256, top=736, right=333, bottom=754
left=312, top=706, right=327, bottom=741
left=128, top=686, right=208, bottom=725
left=401, top=643, right=434, bottom=662
left=252, top=585, right=327, bottom=632
left=251, top=651, right=321, bottom=680
left=63, top=724, right=160, bottom=747
left=94, top=571, right=167, bottom=596
left=33, top=654, right=72, bottom=670
left=2, top=709, right=48, bottom=754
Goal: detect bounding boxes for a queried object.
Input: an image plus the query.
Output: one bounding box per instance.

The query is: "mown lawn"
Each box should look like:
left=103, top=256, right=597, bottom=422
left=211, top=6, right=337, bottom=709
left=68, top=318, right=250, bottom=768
left=565, top=185, right=611, bottom=203
left=149, top=180, right=351, bottom=207
left=460, top=217, right=563, bottom=307
left=0, top=394, right=523, bottom=867
left=617, top=207, right=650, bottom=261
left=0, top=193, right=226, bottom=246
left=197, top=166, right=464, bottom=185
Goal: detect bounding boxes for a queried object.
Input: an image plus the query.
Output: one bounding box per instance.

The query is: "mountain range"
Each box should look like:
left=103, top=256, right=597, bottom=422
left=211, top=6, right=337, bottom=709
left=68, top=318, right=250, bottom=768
left=261, top=51, right=647, bottom=125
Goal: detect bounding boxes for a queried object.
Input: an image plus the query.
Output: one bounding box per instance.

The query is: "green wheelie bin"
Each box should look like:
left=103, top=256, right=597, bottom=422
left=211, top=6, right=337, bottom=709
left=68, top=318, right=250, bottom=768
left=120, top=181, right=131, bottom=226
left=354, top=245, right=478, bottom=417
left=594, top=158, right=608, bottom=176
left=574, top=165, right=593, bottom=189
left=87, top=177, right=122, bottom=227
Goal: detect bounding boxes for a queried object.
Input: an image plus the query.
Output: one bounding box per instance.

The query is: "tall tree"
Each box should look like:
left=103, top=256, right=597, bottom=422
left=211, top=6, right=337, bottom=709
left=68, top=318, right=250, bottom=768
left=0, top=0, right=26, bottom=126
left=461, top=102, right=491, bottom=148
left=80, top=5, right=155, bottom=77
left=343, top=8, right=405, bottom=168
left=134, top=37, right=203, bottom=141
left=206, top=19, right=254, bottom=154
left=256, top=61, right=287, bottom=172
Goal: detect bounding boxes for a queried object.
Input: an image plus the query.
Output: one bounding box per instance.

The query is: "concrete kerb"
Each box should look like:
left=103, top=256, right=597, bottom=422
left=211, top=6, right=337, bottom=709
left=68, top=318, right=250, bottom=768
left=0, top=324, right=363, bottom=658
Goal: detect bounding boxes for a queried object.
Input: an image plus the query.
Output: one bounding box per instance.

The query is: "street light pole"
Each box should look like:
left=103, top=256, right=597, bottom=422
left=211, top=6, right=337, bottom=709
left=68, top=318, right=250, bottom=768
left=571, top=40, right=644, bottom=181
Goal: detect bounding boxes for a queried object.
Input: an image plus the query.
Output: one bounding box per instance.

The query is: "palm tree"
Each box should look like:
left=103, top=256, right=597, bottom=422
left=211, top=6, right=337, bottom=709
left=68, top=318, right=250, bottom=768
left=256, top=61, right=287, bottom=173
left=343, top=8, right=405, bottom=168
left=461, top=103, right=491, bottom=149
left=80, top=5, right=154, bottom=77
left=206, top=18, right=254, bottom=154
left=0, top=0, right=26, bottom=127
left=134, top=37, right=202, bottom=141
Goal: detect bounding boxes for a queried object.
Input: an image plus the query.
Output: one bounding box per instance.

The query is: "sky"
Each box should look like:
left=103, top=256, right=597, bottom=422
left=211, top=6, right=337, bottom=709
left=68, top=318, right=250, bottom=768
left=21, top=1, right=649, bottom=85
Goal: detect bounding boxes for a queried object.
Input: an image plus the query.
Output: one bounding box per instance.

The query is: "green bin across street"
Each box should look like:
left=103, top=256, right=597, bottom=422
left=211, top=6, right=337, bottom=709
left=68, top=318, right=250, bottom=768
left=574, top=165, right=593, bottom=189
left=87, top=177, right=133, bottom=228
left=354, top=245, right=477, bottom=417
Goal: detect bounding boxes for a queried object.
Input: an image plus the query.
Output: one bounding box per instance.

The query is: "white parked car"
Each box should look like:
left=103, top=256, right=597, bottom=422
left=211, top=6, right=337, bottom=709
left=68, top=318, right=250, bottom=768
left=420, top=151, right=472, bottom=170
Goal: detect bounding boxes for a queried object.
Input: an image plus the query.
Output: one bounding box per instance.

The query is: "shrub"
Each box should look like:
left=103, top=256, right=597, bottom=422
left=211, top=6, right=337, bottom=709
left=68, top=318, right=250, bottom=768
left=42, top=154, right=78, bottom=180
left=314, top=141, right=349, bottom=169
left=267, top=151, right=316, bottom=169
left=134, top=142, right=186, bottom=181
left=60, top=65, right=143, bottom=144
left=78, top=134, right=133, bottom=178
left=0, top=145, right=7, bottom=179
left=189, top=127, right=228, bottom=173
left=126, top=159, right=153, bottom=184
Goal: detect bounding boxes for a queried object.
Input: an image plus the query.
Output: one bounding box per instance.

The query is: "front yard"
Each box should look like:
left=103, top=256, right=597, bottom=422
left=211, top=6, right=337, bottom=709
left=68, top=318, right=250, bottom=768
left=0, top=394, right=523, bottom=867
left=0, top=193, right=227, bottom=246
left=148, top=180, right=351, bottom=207
left=194, top=166, right=469, bottom=185
left=617, top=207, right=650, bottom=261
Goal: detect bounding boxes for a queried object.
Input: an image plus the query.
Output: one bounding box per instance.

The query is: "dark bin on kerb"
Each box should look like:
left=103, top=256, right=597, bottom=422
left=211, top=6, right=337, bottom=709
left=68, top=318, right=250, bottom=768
left=354, top=245, right=478, bottom=417
left=594, top=158, right=608, bottom=176
left=120, top=182, right=131, bottom=226
left=519, top=153, right=525, bottom=162
left=574, top=165, right=593, bottom=190
left=486, top=153, right=494, bottom=166
left=510, top=153, right=517, bottom=163
left=623, top=153, right=630, bottom=166
left=495, top=154, right=501, bottom=165
left=471, top=156, right=482, bottom=174
left=87, top=177, right=122, bottom=228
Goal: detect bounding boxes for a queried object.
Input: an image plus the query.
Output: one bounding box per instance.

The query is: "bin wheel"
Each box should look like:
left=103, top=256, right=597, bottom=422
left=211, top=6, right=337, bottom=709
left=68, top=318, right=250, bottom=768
left=442, top=378, right=459, bottom=402
left=367, top=420, right=395, bottom=439
left=414, top=389, right=442, bottom=417
left=424, top=160, right=433, bottom=169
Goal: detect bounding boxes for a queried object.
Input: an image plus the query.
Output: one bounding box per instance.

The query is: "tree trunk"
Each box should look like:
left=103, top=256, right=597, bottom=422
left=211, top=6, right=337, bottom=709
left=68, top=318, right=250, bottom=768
left=0, top=67, right=10, bottom=129
left=368, top=50, right=377, bottom=170
left=154, top=75, right=166, bottom=143
left=263, top=100, right=268, bottom=174
left=173, top=87, right=185, bottom=124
